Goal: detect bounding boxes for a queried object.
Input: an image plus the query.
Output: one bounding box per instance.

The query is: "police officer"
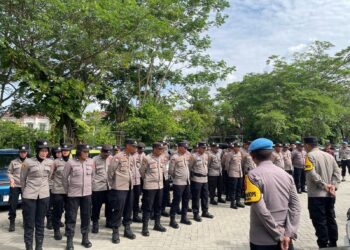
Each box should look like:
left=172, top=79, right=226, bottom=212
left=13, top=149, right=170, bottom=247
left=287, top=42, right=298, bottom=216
left=271, top=143, right=285, bottom=169
left=51, top=144, right=71, bottom=241
left=8, top=144, right=29, bottom=232
left=242, top=141, right=256, bottom=174
left=20, top=139, right=53, bottom=250
left=207, top=143, right=225, bottom=205
left=161, top=142, right=171, bottom=217
left=91, top=144, right=113, bottom=233
left=168, top=141, right=192, bottom=229
left=225, top=142, right=245, bottom=209
left=245, top=138, right=301, bottom=250
left=292, top=142, right=307, bottom=193
left=221, top=143, right=231, bottom=201
left=62, top=144, right=94, bottom=250
left=189, top=142, right=213, bottom=222
left=140, top=142, right=167, bottom=236
left=282, top=144, right=293, bottom=175
left=107, top=139, right=137, bottom=244
left=339, top=141, right=350, bottom=181
left=303, top=136, right=341, bottom=248
left=133, top=142, right=145, bottom=223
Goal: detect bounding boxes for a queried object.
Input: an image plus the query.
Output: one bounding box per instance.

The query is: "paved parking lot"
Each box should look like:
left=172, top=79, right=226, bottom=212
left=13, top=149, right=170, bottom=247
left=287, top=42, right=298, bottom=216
left=1, top=181, right=350, bottom=250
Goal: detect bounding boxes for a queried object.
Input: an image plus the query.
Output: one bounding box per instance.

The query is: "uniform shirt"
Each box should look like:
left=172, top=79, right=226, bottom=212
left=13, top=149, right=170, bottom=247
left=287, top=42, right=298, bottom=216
left=168, top=151, right=191, bottom=185
left=140, top=153, right=164, bottom=190
left=241, top=148, right=256, bottom=174
left=246, top=160, right=301, bottom=245
left=107, top=151, right=135, bottom=191
left=207, top=149, right=222, bottom=176
left=62, top=158, right=94, bottom=197
left=189, top=152, right=209, bottom=183
left=272, top=151, right=285, bottom=170
left=291, top=149, right=306, bottom=168
left=339, top=146, right=350, bottom=160
left=305, top=148, right=341, bottom=198
left=224, top=151, right=243, bottom=178
left=221, top=150, right=230, bottom=171
left=20, top=157, right=54, bottom=199
left=52, top=158, right=67, bottom=194
left=282, top=150, right=293, bottom=171
left=92, top=155, right=112, bottom=192
left=8, top=158, right=23, bottom=188
left=161, top=152, right=170, bottom=180
left=133, top=152, right=145, bottom=186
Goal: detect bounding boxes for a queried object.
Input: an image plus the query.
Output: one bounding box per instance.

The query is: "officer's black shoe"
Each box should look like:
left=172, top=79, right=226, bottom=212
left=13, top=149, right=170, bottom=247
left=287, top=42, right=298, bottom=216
left=193, top=213, right=202, bottom=222
left=60, top=221, right=64, bottom=227
left=230, top=201, right=237, bottom=209
left=169, top=216, right=179, bottom=229
left=236, top=201, right=245, bottom=208
left=180, top=216, right=192, bottom=225
left=124, top=225, right=136, bottom=240
left=81, top=233, right=92, bottom=248
left=35, top=238, right=43, bottom=250
left=54, top=229, right=62, bottom=240
left=210, top=199, right=218, bottom=205
left=25, top=242, right=33, bottom=250
left=328, top=241, right=337, bottom=247
left=66, top=237, right=74, bottom=250
left=176, top=209, right=181, bottom=215
left=226, top=196, right=231, bottom=202
left=112, top=228, right=120, bottom=244
left=92, top=221, right=99, bottom=234
left=9, top=220, right=15, bottom=232
left=297, top=189, right=302, bottom=194
left=202, top=212, right=214, bottom=219
left=301, top=189, right=307, bottom=193
left=133, top=215, right=142, bottom=223
left=105, top=222, right=113, bottom=228
left=46, top=220, right=53, bottom=230
left=154, top=223, right=167, bottom=232
left=142, top=223, right=150, bottom=237
left=188, top=208, right=193, bottom=212
left=161, top=210, right=170, bottom=217
left=218, top=198, right=226, bottom=203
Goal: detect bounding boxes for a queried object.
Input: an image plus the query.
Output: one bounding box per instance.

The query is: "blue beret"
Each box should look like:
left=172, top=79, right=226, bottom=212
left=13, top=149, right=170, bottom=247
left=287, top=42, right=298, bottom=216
left=248, top=138, right=273, bottom=152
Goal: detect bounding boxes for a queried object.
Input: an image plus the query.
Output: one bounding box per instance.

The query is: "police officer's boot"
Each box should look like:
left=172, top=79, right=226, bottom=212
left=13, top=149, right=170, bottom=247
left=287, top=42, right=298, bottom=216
left=111, top=228, right=120, bottom=244
left=124, top=224, right=136, bottom=240
left=92, top=221, right=99, bottom=234
left=25, top=241, right=33, bottom=250
left=202, top=211, right=214, bottom=219
left=218, top=197, right=226, bottom=203
left=142, top=221, right=150, bottom=237
left=236, top=200, right=245, bottom=208
left=35, top=237, right=43, bottom=250
left=46, top=218, right=53, bottom=230
left=81, top=233, right=92, bottom=248
left=154, top=216, right=167, bottom=232
left=210, top=198, right=218, bottom=205
left=133, top=213, right=142, bottom=223
left=54, top=229, right=62, bottom=240
left=161, top=209, right=170, bottom=217
left=66, top=236, right=74, bottom=250
left=169, top=215, right=179, bottom=229
left=9, top=219, right=15, bottom=232
left=180, top=215, right=192, bottom=225
left=193, top=213, right=202, bottom=222
left=230, top=200, right=237, bottom=209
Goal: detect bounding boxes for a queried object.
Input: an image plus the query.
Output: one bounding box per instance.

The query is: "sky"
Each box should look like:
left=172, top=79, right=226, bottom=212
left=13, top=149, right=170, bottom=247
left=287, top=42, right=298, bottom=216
left=207, top=0, right=350, bottom=87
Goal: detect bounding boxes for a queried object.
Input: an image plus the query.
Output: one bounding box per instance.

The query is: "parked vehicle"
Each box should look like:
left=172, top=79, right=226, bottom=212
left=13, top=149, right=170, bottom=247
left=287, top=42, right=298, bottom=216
left=0, top=149, right=19, bottom=206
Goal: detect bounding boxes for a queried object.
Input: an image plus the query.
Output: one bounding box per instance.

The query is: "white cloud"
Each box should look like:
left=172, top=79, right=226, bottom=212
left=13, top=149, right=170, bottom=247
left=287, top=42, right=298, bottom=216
left=207, top=0, right=350, bottom=87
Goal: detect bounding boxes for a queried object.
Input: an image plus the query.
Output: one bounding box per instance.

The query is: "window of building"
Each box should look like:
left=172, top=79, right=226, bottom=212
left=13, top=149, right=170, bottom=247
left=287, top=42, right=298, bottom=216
left=27, top=123, right=34, bottom=128
left=39, top=123, right=46, bottom=131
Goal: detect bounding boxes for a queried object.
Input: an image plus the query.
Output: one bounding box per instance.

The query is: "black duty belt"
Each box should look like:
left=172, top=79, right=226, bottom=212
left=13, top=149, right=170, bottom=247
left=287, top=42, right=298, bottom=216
left=192, top=172, right=207, bottom=177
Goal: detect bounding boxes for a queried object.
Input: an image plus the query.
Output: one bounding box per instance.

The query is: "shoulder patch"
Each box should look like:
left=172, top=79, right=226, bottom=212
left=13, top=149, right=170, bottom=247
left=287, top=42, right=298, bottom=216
left=305, top=156, right=314, bottom=171
left=244, top=175, right=262, bottom=205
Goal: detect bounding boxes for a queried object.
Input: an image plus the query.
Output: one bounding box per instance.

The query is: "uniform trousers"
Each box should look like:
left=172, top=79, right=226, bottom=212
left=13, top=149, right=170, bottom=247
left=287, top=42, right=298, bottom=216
left=341, top=159, right=350, bottom=177
left=191, top=181, right=209, bottom=214
left=170, top=184, right=190, bottom=216
left=293, top=168, right=306, bottom=191
left=52, top=193, right=67, bottom=230
left=65, top=196, right=91, bottom=237
left=308, top=197, right=338, bottom=248
left=109, top=189, right=133, bottom=229
left=91, top=190, right=110, bottom=222
left=162, top=178, right=171, bottom=209
left=142, top=189, right=163, bottom=222
left=22, top=197, right=49, bottom=245
left=228, top=177, right=243, bottom=201
left=133, top=184, right=142, bottom=216
left=8, top=187, right=22, bottom=220
left=208, top=175, right=223, bottom=200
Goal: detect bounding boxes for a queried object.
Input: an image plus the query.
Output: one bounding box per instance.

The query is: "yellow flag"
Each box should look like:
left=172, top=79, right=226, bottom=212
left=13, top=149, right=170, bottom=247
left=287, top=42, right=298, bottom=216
left=305, top=156, right=314, bottom=171
left=244, top=175, right=262, bottom=205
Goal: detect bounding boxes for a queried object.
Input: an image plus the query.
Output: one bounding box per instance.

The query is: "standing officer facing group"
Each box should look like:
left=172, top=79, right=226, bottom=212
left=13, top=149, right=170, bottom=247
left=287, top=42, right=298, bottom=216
left=207, top=143, right=225, bottom=205
left=8, top=144, right=29, bottom=232
left=303, top=136, right=341, bottom=248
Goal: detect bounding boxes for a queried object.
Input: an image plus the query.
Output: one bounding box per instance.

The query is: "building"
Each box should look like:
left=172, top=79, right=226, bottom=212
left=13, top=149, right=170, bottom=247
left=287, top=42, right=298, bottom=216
left=1, top=113, right=50, bottom=131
